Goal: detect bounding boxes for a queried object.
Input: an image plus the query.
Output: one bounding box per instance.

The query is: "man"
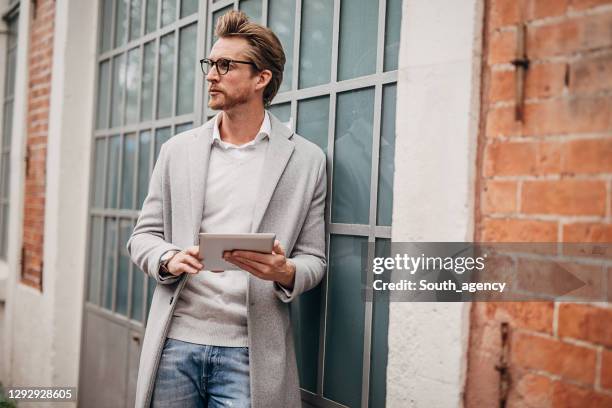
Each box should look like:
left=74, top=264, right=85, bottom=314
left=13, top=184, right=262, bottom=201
left=127, top=11, right=327, bottom=408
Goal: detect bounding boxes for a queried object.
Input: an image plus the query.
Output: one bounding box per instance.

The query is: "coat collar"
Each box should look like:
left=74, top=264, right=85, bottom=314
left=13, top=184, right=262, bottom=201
left=187, top=112, right=295, bottom=242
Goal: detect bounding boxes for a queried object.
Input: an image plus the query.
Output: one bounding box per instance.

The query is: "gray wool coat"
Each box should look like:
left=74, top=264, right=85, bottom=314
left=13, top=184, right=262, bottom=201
left=126, top=113, right=327, bottom=408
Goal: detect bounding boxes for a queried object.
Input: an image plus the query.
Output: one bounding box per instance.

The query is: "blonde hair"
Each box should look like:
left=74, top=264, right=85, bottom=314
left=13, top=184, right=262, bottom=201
left=215, top=11, right=286, bottom=107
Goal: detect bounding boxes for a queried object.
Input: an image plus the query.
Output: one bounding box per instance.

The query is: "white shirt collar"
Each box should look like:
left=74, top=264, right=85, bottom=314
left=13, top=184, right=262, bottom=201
left=212, top=111, right=271, bottom=150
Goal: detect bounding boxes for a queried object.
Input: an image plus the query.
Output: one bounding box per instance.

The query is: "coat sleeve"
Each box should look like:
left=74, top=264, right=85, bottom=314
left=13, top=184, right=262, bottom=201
left=126, top=143, right=182, bottom=284
left=274, top=153, right=327, bottom=303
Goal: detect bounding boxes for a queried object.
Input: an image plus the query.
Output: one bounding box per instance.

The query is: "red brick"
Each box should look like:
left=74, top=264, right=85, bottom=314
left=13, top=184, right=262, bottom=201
left=558, top=303, right=612, bottom=347
left=602, top=348, right=612, bottom=390
left=484, top=141, right=536, bottom=175
left=484, top=141, right=561, bottom=176
left=526, top=0, right=569, bottom=20
left=482, top=180, right=517, bottom=214
left=489, top=0, right=522, bottom=30
left=490, top=69, right=515, bottom=102
left=464, top=351, right=500, bottom=407
left=489, top=29, right=517, bottom=65
left=570, top=54, right=612, bottom=95
left=485, top=301, right=554, bottom=333
left=528, top=12, right=612, bottom=59
left=521, top=179, right=607, bottom=216
left=551, top=381, right=612, bottom=408
left=523, top=96, right=612, bottom=136
left=507, top=373, right=553, bottom=408
left=569, top=0, right=612, bottom=11
left=485, top=106, right=523, bottom=137
left=525, top=62, right=567, bottom=99
left=563, top=223, right=612, bottom=243
left=563, top=138, right=612, bottom=174
left=512, top=332, right=597, bottom=384
left=482, top=218, right=558, bottom=242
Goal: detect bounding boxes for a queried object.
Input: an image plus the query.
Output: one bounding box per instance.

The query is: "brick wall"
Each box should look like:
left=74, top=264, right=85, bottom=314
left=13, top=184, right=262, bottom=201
left=466, top=0, right=612, bottom=406
left=21, top=0, right=55, bottom=290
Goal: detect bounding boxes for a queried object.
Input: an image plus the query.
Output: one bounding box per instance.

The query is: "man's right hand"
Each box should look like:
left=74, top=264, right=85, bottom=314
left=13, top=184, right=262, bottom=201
left=167, top=246, right=204, bottom=276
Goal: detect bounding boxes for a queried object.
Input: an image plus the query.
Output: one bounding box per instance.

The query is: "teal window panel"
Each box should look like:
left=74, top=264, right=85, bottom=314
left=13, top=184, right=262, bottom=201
left=323, top=235, right=367, bottom=407
left=298, top=0, right=333, bottom=89
left=297, top=96, right=329, bottom=154
left=331, top=88, right=375, bottom=225
left=338, top=0, right=378, bottom=81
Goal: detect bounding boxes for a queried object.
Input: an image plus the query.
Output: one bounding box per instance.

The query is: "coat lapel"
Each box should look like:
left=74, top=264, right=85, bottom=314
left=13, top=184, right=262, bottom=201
left=250, top=114, right=295, bottom=233
left=188, top=119, right=214, bottom=243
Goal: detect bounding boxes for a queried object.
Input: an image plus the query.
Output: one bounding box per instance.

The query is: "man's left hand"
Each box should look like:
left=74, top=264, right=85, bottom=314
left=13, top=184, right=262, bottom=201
left=223, top=240, right=296, bottom=290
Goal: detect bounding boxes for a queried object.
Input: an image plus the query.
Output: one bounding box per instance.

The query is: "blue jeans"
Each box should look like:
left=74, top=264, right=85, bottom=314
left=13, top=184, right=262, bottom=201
left=152, top=338, right=251, bottom=407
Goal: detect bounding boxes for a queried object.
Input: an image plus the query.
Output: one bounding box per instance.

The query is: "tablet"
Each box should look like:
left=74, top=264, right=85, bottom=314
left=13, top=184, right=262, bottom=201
left=199, top=233, right=276, bottom=272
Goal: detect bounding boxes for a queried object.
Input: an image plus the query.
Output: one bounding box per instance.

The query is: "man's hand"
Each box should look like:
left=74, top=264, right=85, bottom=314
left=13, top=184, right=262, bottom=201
left=224, top=240, right=296, bottom=290
left=167, top=245, right=204, bottom=276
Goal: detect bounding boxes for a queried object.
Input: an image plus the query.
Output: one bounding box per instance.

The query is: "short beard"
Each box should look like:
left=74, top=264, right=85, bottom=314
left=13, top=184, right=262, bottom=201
left=208, top=89, right=251, bottom=111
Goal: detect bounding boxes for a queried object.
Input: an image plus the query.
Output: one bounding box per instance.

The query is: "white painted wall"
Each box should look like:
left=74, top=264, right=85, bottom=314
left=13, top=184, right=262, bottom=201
left=387, top=0, right=483, bottom=406
left=0, top=0, right=98, bottom=401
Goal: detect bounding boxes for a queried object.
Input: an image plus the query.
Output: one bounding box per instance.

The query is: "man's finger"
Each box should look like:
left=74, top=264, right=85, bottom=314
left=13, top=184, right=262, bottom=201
left=273, top=240, right=285, bottom=256
left=181, top=254, right=203, bottom=270
left=231, top=250, right=273, bottom=264
left=233, top=256, right=269, bottom=272
left=184, top=246, right=201, bottom=259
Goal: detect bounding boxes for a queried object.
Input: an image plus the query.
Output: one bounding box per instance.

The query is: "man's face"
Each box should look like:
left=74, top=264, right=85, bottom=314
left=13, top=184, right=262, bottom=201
left=206, top=37, right=261, bottom=111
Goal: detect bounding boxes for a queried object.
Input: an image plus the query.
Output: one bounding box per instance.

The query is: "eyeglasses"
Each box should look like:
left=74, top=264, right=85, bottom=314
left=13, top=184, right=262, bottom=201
left=200, top=58, right=258, bottom=76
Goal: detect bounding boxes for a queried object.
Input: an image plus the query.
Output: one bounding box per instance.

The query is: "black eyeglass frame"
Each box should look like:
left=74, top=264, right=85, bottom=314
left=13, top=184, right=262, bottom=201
left=200, top=57, right=259, bottom=75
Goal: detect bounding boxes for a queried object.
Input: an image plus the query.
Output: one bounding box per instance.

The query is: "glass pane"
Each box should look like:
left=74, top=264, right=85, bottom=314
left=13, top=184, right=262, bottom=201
left=1, top=153, right=10, bottom=199
left=129, top=0, right=142, bottom=41
left=155, top=127, right=171, bottom=160
left=121, top=133, right=137, bottom=209
left=157, top=33, right=175, bottom=119
left=102, top=218, right=117, bottom=310
left=338, top=0, right=378, bottom=81
left=114, top=0, right=128, bottom=48
left=212, top=6, right=232, bottom=41
left=323, top=235, right=366, bottom=407
left=145, top=0, right=158, bottom=33
left=290, top=283, right=321, bottom=393
left=87, top=216, right=104, bottom=304
left=161, top=0, right=177, bottom=27
left=268, top=0, right=295, bottom=93
left=110, top=54, right=126, bottom=128
left=239, top=0, right=262, bottom=23
left=125, top=48, right=141, bottom=124
left=369, top=239, right=390, bottom=408
left=6, top=48, right=16, bottom=98
left=96, top=60, right=110, bottom=129
left=297, top=96, right=329, bottom=153
left=384, top=0, right=402, bottom=72
left=100, top=0, right=113, bottom=53
left=175, top=122, right=193, bottom=134
left=137, top=130, right=152, bottom=208
left=2, top=102, right=13, bottom=148
left=7, top=17, right=18, bottom=49
left=377, top=84, right=396, bottom=226
left=93, top=138, right=107, bottom=208
left=116, top=220, right=132, bottom=316
left=140, top=41, right=156, bottom=121
left=269, top=103, right=291, bottom=124
left=331, top=88, right=374, bottom=224
left=299, top=0, right=333, bottom=89
left=180, top=0, right=198, bottom=18
left=177, top=23, right=197, bottom=115
left=107, top=135, right=121, bottom=208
